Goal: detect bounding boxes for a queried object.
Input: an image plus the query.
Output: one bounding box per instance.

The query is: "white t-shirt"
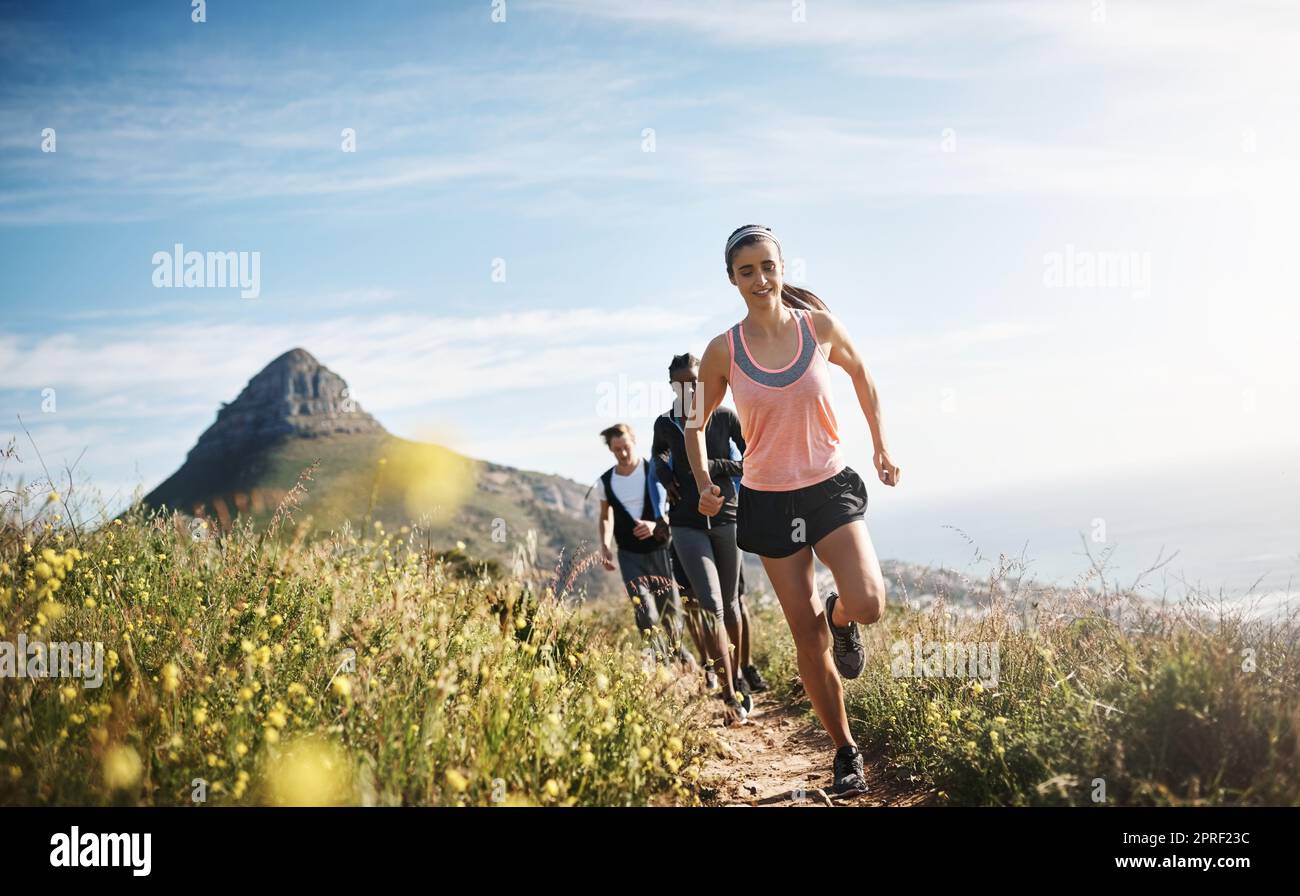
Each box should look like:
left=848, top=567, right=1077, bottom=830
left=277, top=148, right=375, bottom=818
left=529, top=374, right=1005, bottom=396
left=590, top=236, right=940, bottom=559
left=609, top=460, right=646, bottom=520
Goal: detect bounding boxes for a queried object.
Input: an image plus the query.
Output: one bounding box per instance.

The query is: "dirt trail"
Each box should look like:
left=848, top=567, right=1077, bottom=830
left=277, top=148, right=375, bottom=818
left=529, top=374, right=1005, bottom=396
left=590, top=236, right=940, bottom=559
left=696, top=689, right=934, bottom=807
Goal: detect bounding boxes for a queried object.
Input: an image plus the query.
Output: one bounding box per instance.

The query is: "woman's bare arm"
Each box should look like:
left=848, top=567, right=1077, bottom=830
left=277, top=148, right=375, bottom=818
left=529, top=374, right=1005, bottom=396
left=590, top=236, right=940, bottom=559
left=686, top=334, right=731, bottom=514
left=813, top=310, right=901, bottom=487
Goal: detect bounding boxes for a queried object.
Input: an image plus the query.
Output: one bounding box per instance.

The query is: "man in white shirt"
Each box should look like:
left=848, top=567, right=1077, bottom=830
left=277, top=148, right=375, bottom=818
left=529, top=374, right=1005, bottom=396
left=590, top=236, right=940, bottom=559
left=597, top=423, right=688, bottom=667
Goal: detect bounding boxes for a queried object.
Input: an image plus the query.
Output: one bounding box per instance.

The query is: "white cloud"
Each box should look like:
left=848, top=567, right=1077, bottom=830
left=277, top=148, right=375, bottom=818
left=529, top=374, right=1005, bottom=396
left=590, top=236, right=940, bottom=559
left=874, top=320, right=1054, bottom=364
left=534, top=0, right=1300, bottom=76
left=8, top=2, right=1298, bottom=225
left=0, top=305, right=712, bottom=411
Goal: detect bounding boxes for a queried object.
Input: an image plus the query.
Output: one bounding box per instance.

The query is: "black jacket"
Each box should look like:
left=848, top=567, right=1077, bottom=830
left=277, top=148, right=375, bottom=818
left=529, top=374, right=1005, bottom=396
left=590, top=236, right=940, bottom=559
left=651, top=406, right=746, bottom=529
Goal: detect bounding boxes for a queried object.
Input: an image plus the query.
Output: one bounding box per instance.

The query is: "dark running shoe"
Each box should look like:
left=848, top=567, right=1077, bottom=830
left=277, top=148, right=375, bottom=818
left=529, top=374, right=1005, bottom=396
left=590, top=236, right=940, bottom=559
left=832, top=744, right=868, bottom=796
left=741, top=664, right=769, bottom=693
left=824, top=592, right=865, bottom=679
left=732, top=676, right=753, bottom=714
left=721, top=692, right=749, bottom=726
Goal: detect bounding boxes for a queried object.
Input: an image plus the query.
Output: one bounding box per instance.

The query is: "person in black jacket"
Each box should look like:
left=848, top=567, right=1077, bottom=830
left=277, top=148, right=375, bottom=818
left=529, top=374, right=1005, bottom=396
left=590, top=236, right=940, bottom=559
left=653, top=354, right=768, bottom=716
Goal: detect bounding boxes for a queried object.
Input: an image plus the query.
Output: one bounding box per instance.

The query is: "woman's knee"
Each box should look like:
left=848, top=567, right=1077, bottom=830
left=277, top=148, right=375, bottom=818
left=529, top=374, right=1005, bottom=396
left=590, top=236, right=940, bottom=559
left=838, top=576, right=886, bottom=625
left=789, top=613, right=829, bottom=655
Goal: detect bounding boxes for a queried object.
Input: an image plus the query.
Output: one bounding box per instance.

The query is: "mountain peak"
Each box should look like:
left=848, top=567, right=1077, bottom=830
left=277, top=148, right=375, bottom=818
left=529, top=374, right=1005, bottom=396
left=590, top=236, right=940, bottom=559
left=140, top=347, right=607, bottom=597
left=266, top=347, right=321, bottom=369
left=185, top=348, right=386, bottom=465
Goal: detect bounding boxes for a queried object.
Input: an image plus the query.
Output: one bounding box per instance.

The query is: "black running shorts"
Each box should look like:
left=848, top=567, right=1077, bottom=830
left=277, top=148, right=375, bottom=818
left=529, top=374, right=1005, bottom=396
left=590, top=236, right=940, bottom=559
left=736, top=466, right=869, bottom=559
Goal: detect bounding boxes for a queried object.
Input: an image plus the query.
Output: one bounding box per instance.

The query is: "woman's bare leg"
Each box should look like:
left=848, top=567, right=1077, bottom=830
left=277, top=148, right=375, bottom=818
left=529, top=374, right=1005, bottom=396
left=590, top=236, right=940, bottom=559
left=760, top=547, right=854, bottom=748
left=810, top=520, right=886, bottom=627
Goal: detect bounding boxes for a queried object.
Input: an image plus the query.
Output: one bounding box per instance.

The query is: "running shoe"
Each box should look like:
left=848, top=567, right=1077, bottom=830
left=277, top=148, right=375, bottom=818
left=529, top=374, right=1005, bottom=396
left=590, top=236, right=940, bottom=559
left=831, top=744, right=868, bottom=795
left=722, top=693, right=749, bottom=726
left=824, top=591, right=865, bottom=679
left=732, top=676, right=753, bottom=714
left=741, top=664, right=769, bottom=692
left=704, top=670, right=719, bottom=692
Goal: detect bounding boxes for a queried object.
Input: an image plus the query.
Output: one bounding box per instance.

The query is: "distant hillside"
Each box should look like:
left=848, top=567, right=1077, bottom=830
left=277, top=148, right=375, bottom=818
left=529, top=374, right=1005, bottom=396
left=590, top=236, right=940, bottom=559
left=140, top=348, right=613, bottom=599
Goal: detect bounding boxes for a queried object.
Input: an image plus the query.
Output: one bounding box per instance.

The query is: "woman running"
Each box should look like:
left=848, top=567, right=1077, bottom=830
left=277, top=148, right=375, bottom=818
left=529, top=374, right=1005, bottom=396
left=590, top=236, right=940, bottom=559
left=687, top=224, right=900, bottom=795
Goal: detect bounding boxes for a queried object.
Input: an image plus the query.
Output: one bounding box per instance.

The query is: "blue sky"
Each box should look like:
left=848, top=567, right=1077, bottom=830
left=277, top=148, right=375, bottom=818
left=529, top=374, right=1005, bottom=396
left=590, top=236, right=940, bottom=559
left=3, top=0, right=1298, bottom=596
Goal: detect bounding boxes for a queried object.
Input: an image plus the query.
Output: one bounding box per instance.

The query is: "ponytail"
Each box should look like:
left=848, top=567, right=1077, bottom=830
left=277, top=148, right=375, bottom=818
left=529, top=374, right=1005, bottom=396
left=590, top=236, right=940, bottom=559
left=780, top=284, right=830, bottom=312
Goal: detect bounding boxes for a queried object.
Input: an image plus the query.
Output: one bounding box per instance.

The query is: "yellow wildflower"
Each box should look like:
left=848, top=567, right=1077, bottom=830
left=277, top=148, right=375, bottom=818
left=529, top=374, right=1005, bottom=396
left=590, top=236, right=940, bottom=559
left=161, top=663, right=180, bottom=693
left=102, top=745, right=143, bottom=791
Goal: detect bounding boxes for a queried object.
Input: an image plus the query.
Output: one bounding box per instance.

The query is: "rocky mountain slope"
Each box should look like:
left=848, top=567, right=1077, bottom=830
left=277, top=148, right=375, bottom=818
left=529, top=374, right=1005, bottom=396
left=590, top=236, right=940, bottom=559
left=141, top=348, right=611, bottom=598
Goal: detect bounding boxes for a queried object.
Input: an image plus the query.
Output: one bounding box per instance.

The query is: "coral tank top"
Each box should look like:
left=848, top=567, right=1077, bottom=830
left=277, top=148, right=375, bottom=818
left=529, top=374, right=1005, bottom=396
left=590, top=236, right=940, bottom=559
left=726, top=307, right=846, bottom=491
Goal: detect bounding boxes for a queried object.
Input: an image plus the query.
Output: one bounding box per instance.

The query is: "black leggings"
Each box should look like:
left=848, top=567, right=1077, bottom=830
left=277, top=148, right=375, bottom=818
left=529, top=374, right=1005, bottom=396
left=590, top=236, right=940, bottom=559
left=670, top=523, right=741, bottom=628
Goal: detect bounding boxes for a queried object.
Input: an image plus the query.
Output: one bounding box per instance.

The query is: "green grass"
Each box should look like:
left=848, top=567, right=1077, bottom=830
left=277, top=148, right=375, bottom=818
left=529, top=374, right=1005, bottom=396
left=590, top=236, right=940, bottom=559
left=143, top=432, right=613, bottom=601
left=10, top=465, right=1294, bottom=807
left=751, top=566, right=1299, bottom=806
left=0, top=486, right=709, bottom=806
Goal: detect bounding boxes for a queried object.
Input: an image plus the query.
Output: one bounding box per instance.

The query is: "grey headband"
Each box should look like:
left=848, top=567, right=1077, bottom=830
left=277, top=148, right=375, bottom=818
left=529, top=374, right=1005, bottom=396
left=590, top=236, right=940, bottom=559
left=724, top=226, right=782, bottom=264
